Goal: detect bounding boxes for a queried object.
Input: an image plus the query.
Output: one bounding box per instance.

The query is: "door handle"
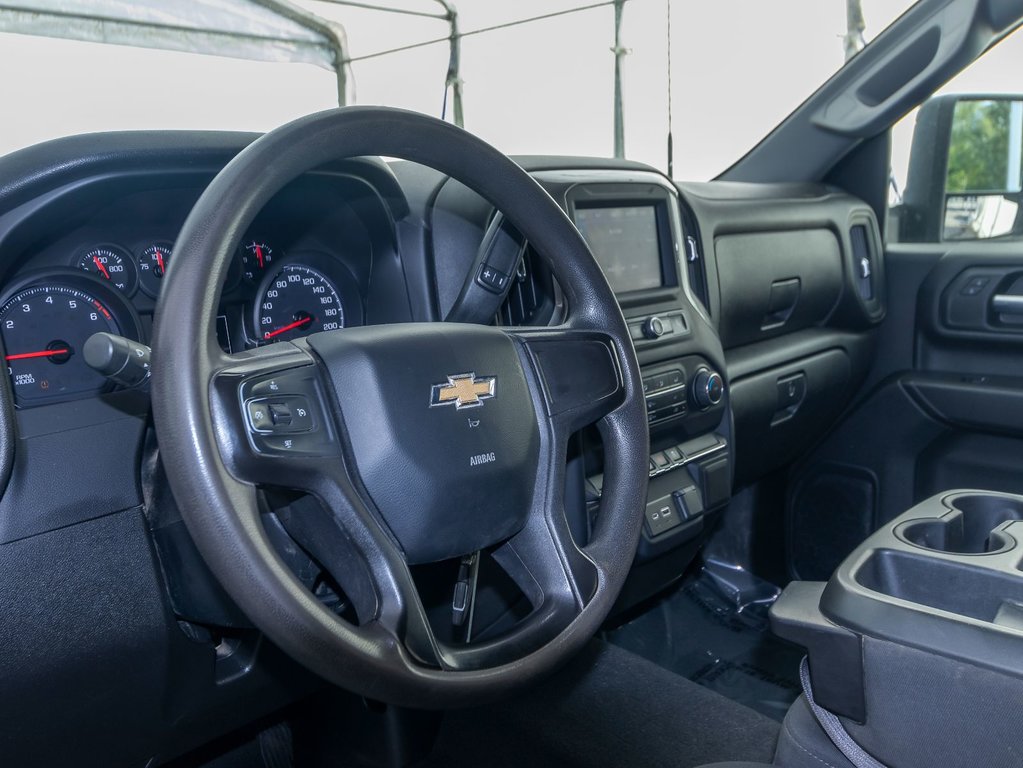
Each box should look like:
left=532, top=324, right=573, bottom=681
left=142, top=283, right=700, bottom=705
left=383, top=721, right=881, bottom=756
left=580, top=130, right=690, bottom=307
left=991, top=294, right=1023, bottom=315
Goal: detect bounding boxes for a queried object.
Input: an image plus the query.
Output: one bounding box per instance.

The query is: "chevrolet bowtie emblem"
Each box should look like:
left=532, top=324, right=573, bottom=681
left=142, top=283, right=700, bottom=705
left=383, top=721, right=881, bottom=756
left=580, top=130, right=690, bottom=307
left=430, top=373, right=496, bottom=410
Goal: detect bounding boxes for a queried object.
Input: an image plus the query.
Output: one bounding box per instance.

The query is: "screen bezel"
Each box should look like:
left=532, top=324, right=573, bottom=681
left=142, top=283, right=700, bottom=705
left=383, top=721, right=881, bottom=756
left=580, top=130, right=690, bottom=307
left=570, top=196, right=679, bottom=296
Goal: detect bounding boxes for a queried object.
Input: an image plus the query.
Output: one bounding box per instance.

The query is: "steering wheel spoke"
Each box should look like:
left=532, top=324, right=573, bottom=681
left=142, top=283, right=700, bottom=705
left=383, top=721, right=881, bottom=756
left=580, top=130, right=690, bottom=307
left=208, top=343, right=445, bottom=667
left=274, top=478, right=443, bottom=669
left=509, top=326, right=626, bottom=435
left=208, top=342, right=341, bottom=487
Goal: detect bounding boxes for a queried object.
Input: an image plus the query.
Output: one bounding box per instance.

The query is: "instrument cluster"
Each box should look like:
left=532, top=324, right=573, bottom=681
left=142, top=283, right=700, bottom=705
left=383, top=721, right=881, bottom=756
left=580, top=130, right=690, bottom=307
left=0, top=235, right=363, bottom=407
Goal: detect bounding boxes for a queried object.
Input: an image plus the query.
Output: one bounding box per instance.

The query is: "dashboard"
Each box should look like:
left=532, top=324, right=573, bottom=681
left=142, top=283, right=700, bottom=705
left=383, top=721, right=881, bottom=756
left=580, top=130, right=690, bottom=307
left=0, top=131, right=884, bottom=767
left=0, top=172, right=392, bottom=407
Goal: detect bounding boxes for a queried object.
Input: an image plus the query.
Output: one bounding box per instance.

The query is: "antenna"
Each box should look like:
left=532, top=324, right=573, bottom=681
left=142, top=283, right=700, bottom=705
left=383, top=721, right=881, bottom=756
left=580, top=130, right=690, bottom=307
left=666, top=0, right=674, bottom=178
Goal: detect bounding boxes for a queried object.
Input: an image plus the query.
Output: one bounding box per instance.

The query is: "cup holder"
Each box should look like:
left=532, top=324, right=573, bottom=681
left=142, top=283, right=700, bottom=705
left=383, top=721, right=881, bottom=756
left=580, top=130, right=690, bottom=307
left=897, top=494, right=1023, bottom=554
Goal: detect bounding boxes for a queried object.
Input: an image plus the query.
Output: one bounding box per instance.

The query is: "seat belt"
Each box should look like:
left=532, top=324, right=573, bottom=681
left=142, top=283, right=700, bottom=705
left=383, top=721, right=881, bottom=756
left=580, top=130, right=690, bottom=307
left=799, top=657, right=888, bottom=768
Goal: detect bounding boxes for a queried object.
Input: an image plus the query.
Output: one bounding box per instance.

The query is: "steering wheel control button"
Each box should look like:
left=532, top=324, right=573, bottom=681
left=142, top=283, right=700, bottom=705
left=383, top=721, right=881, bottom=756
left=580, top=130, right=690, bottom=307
left=476, top=264, right=509, bottom=293
left=269, top=402, right=293, bottom=426
left=236, top=367, right=335, bottom=457
left=246, top=396, right=314, bottom=434
left=247, top=401, right=274, bottom=432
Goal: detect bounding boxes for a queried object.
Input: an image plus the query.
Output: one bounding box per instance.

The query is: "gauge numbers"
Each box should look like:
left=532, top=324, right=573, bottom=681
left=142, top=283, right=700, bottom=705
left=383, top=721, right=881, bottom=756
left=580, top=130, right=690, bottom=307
left=257, top=265, right=343, bottom=343
left=138, top=243, right=172, bottom=297
left=75, top=245, right=138, bottom=295
left=241, top=241, right=274, bottom=283
left=1, top=284, right=121, bottom=404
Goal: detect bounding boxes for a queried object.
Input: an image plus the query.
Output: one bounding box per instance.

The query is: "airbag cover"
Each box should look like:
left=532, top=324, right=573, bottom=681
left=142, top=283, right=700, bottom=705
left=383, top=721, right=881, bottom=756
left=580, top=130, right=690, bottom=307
left=307, top=324, right=540, bottom=563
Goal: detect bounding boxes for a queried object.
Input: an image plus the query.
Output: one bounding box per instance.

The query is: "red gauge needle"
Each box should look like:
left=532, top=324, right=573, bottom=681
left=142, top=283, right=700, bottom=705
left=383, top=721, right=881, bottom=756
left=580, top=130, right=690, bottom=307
left=263, top=316, right=312, bottom=340
left=6, top=348, right=70, bottom=361
left=255, top=245, right=265, bottom=269
left=92, top=255, right=111, bottom=280
left=155, top=250, right=166, bottom=275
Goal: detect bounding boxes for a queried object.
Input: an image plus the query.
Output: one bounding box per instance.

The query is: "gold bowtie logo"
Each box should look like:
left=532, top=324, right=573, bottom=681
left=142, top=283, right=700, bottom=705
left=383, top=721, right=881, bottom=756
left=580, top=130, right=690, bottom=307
left=430, top=373, right=496, bottom=410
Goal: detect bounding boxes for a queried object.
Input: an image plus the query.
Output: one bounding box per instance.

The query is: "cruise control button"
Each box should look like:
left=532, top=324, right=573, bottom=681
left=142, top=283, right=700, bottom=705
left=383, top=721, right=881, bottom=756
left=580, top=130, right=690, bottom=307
left=247, top=401, right=274, bottom=432
left=249, top=377, right=287, bottom=397
left=269, top=402, right=293, bottom=426
left=247, top=395, right=315, bottom=434
left=259, top=434, right=306, bottom=453
left=286, top=396, right=315, bottom=431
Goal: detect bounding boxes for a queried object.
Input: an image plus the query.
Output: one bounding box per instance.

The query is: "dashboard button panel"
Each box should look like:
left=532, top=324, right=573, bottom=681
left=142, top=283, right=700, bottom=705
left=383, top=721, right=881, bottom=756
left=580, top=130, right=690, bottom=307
left=643, top=367, right=687, bottom=425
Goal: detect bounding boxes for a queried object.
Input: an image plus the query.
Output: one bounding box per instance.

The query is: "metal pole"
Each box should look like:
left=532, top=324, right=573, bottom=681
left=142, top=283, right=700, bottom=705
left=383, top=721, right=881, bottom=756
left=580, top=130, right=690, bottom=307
left=253, top=0, right=352, bottom=105
left=612, top=0, right=627, bottom=158
left=435, top=0, right=463, bottom=127
left=843, top=0, right=866, bottom=62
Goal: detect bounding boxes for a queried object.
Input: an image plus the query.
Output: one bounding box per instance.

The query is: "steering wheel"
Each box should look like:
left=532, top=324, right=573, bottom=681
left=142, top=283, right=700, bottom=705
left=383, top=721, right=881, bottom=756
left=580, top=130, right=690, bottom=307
left=151, top=107, right=649, bottom=707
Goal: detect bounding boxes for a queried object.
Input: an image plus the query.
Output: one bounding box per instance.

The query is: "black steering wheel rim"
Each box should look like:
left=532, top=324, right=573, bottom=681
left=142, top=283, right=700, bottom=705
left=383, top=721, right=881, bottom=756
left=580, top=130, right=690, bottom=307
left=151, top=107, right=649, bottom=707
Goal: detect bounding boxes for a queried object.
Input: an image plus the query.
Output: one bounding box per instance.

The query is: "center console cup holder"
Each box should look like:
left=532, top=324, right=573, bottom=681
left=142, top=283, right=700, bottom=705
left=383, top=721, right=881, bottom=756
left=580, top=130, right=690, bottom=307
left=896, top=493, right=1023, bottom=555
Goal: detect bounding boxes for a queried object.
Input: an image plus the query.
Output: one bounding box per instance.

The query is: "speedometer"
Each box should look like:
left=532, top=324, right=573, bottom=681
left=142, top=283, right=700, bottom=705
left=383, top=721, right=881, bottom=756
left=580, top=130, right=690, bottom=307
left=256, top=264, right=344, bottom=343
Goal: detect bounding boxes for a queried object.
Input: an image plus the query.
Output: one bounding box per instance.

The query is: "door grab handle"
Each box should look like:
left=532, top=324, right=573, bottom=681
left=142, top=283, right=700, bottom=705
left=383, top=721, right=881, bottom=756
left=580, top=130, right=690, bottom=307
left=991, top=294, right=1023, bottom=314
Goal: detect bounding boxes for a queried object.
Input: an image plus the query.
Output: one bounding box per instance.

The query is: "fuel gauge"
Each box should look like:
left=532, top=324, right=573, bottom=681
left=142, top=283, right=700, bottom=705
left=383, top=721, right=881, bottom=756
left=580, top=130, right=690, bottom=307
left=138, top=242, right=172, bottom=297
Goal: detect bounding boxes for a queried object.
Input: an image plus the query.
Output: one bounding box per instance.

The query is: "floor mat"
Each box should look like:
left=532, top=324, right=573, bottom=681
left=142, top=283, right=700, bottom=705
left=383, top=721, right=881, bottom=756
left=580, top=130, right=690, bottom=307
left=606, top=570, right=804, bottom=722
left=418, top=640, right=779, bottom=768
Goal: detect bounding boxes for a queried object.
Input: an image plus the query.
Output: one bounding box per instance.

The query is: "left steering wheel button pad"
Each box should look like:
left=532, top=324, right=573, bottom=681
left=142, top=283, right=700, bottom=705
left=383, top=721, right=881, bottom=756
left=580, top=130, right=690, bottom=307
left=239, top=367, right=332, bottom=456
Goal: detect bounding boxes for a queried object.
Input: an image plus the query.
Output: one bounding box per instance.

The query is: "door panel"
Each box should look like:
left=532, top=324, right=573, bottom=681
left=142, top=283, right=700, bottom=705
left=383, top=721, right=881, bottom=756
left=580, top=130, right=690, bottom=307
left=787, top=243, right=1023, bottom=579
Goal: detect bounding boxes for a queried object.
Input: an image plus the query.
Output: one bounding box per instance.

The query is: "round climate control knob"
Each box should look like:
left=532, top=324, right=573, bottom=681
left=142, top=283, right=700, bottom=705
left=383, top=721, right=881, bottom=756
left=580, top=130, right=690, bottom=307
left=693, top=369, right=724, bottom=409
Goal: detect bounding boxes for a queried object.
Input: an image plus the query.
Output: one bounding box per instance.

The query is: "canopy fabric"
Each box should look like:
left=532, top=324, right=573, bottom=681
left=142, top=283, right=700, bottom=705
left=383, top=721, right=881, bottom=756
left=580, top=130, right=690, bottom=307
left=0, top=0, right=349, bottom=102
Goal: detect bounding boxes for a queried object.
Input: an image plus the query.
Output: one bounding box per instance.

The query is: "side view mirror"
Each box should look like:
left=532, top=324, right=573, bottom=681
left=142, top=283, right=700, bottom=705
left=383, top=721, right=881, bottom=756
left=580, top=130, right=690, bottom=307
left=897, top=94, right=1023, bottom=242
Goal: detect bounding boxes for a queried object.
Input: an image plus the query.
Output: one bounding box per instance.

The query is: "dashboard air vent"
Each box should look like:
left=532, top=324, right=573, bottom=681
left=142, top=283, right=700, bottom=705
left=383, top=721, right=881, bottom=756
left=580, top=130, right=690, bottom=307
left=496, top=246, right=557, bottom=326
left=677, top=200, right=709, bottom=312
left=850, top=223, right=875, bottom=300
left=684, top=234, right=710, bottom=312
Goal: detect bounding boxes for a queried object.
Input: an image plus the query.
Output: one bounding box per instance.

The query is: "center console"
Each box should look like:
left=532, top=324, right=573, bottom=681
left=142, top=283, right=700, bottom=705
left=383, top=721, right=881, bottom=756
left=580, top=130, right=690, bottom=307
left=535, top=170, right=733, bottom=610
left=773, top=490, right=1023, bottom=767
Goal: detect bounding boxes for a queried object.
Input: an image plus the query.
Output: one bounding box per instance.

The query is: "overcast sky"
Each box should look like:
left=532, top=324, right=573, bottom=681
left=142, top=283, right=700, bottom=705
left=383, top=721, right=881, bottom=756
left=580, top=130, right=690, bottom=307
left=0, top=1, right=1018, bottom=184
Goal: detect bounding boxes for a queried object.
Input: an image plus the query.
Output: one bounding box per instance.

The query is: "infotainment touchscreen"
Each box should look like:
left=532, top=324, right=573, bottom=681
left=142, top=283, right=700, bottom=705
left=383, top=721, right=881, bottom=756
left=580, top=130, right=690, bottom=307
left=573, top=204, right=666, bottom=294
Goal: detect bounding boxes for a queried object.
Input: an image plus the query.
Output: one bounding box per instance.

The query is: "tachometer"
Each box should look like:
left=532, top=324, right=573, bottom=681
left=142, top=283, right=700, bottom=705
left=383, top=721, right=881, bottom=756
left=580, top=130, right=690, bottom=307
left=1, top=284, right=121, bottom=405
left=256, top=264, right=343, bottom=343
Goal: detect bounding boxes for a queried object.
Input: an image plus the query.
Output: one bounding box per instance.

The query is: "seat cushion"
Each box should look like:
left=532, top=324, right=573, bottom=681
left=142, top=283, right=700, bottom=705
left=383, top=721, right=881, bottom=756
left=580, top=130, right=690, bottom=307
left=775, top=695, right=856, bottom=768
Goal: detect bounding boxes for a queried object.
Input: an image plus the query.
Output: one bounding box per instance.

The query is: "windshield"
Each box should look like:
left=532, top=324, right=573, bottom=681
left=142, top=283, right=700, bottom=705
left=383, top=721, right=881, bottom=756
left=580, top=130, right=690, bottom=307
left=0, top=0, right=916, bottom=179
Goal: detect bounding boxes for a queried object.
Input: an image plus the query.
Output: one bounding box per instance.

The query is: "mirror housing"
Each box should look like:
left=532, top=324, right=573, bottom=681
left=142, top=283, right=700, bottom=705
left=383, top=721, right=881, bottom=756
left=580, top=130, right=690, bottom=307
left=897, top=94, right=1023, bottom=242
